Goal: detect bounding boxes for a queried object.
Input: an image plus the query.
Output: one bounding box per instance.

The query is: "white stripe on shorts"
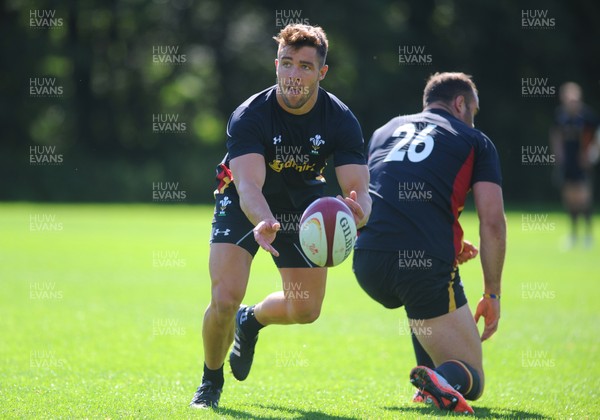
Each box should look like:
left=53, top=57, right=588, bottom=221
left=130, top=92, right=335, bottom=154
left=293, top=243, right=316, bottom=268
left=235, top=228, right=254, bottom=246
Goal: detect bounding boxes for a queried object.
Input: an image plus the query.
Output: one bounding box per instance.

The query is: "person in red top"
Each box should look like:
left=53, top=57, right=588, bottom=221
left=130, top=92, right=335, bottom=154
left=354, top=72, right=506, bottom=414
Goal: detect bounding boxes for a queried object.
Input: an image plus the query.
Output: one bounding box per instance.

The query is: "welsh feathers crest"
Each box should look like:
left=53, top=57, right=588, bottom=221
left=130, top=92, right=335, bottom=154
left=309, top=134, right=324, bottom=154
left=218, top=196, right=232, bottom=216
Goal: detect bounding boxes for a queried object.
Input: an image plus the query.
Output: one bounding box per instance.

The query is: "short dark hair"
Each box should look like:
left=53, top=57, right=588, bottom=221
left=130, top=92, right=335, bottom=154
left=423, top=72, right=478, bottom=108
left=273, top=24, right=328, bottom=67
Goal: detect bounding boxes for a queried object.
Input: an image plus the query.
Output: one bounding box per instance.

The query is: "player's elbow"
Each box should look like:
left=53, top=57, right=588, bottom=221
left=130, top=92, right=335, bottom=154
left=479, top=215, right=507, bottom=241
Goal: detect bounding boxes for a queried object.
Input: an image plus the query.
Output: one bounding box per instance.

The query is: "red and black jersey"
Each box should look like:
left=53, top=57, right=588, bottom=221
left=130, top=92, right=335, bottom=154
left=356, top=109, right=502, bottom=266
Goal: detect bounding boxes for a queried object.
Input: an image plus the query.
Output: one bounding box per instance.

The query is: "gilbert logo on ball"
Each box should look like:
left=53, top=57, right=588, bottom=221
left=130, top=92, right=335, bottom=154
left=299, top=197, right=357, bottom=267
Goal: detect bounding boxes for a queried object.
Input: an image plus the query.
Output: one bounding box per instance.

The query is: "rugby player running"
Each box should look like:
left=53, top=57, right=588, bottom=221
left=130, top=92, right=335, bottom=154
left=190, top=24, right=371, bottom=409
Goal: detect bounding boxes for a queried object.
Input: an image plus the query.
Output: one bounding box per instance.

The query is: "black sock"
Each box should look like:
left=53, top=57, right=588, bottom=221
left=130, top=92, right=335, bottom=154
left=240, top=305, right=264, bottom=337
left=411, top=331, right=435, bottom=368
left=584, top=208, right=593, bottom=236
left=569, top=210, right=578, bottom=238
left=202, top=363, right=224, bottom=389
left=435, top=360, right=482, bottom=400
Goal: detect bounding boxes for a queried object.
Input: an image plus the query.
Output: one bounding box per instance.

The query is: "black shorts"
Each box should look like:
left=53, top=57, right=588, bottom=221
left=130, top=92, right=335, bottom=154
left=352, top=249, right=467, bottom=319
left=562, top=163, right=588, bottom=183
left=211, top=191, right=317, bottom=268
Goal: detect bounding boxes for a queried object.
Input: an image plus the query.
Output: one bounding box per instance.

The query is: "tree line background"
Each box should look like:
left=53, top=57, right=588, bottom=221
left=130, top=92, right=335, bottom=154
left=2, top=0, right=600, bottom=204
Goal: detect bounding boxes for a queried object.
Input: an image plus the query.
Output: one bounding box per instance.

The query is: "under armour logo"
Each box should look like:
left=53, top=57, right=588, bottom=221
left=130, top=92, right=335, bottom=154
left=214, top=228, right=231, bottom=236
left=273, top=135, right=282, bottom=145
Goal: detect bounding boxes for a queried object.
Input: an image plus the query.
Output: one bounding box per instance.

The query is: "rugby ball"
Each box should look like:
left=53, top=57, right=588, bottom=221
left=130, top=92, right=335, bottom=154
left=299, top=197, right=357, bottom=267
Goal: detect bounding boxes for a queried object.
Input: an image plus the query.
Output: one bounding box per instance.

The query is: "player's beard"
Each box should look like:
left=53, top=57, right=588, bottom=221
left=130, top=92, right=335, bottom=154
left=276, top=78, right=317, bottom=110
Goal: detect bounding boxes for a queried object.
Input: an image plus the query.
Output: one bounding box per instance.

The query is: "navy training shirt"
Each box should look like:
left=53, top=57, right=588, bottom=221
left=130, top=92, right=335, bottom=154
left=224, top=86, right=365, bottom=210
left=554, top=104, right=599, bottom=179
left=355, top=109, right=502, bottom=266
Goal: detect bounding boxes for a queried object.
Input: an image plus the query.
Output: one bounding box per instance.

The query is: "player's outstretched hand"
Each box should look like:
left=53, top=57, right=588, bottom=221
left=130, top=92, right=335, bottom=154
left=337, top=191, right=365, bottom=227
left=474, top=297, right=500, bottom=341
left=457, top=240, right=478, bottom=264
left=253, top=219, right=281, bottom=257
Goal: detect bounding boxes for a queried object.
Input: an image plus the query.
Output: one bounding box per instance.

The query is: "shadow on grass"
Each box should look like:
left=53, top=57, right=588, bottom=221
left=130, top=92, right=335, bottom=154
left=216, top=403, right=359, bottom=419
left=384, top=404, right=551, bottom=419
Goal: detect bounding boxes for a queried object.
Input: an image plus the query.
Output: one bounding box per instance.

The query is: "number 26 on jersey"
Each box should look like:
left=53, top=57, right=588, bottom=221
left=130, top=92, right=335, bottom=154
left=383, top=123, right=437, bottom=163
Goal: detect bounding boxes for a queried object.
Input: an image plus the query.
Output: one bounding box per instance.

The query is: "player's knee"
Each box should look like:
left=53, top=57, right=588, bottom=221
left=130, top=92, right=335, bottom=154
left=466, top=380, right=484, bottom=400
left=463, top=364, right=484, bottom=401
left=294, top=310, right=321, bottom=324
left=289, top=303, right=321, bottom=324
left=209, top=288, right=243, bottom=322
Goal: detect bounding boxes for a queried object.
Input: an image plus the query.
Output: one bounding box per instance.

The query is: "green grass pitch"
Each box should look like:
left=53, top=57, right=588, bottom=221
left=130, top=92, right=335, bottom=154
left=1, top=203, right=599, bottom=419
